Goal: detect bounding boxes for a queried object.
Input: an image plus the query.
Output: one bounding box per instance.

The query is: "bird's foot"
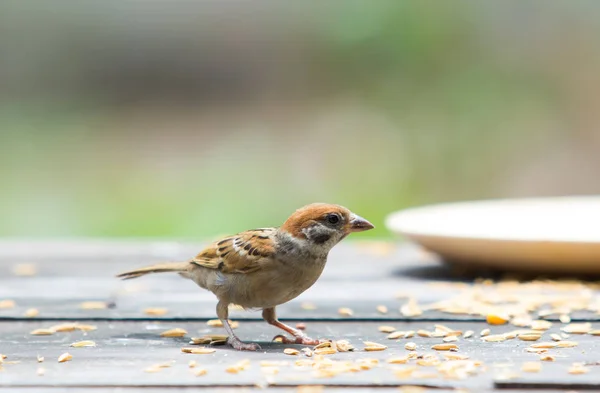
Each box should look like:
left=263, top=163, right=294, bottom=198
left=227, top=336, right=261, bottom=351
left=272, top=334, right=322, bottom=346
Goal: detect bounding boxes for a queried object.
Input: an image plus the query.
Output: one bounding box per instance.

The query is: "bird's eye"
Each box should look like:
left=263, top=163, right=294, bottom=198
left=326, top=214, right=340, bottom=224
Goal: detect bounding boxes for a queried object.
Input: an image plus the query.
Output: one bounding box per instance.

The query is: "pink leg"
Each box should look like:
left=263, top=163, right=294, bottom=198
left=217, top=301, right=260, bottom=351
left=262, top=307, right=322, bottom=345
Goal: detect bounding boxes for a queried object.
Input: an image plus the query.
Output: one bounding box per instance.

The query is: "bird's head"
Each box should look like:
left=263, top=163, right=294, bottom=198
left=280, top=203, right=374, bottom=252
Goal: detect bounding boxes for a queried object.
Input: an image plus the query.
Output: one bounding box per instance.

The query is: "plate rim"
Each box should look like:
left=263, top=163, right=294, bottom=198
left=385, top=195, right=600, bottom=245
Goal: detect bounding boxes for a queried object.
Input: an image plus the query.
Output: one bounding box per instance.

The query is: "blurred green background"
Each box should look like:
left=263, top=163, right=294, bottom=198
left=1, top=1, right=599, bottom=239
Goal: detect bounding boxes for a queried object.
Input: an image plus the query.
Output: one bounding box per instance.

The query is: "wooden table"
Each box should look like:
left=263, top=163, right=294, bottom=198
left=0, top=240, right=598, bottom=392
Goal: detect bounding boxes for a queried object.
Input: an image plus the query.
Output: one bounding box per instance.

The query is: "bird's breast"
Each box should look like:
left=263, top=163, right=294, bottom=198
left=224, top=257, right=327, bottom=309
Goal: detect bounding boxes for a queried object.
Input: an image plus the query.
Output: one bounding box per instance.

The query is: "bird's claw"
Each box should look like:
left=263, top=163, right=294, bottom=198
left=227, top=336, right=261, bottom=351
left=272, top=334, right=321, bottom=346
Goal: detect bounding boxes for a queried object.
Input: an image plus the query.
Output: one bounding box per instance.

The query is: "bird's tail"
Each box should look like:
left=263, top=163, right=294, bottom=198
left=116, top=261, right=191, bottom=280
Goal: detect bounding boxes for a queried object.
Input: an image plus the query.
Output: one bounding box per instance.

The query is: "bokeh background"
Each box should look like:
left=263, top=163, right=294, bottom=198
left=1, top=1, right=599, bottom=239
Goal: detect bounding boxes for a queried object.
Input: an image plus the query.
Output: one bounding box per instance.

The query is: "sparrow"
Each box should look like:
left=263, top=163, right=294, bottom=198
left=117, top=203, right=374, bottom=351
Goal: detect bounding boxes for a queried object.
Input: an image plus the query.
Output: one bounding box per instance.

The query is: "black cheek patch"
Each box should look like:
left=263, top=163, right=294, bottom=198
left=312, top=234, right=331, bottom=244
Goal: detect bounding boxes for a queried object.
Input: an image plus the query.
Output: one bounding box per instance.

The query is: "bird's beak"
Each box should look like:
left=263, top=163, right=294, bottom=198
left=347, top=214, right=375, bottom=233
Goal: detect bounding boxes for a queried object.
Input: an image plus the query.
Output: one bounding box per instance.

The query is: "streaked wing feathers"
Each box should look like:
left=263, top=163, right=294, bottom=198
left=191, top=228, right=276, bottom=274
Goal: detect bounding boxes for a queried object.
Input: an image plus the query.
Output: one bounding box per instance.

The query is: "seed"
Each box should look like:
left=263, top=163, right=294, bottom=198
left=404, top=331, right=415, bottom=338
left=160, top=328, right=187, bottom=337
left=559, top=314, right=571, bottom=324
left=284, top=348, right=300, bottom=356
left=589, top=329, right=600, bottom=336
left=550, top=334, right=562, bottom=341
left=434, top=324, right=453, bottom=333
left=37, top=367, right=45, bottom=376
left=181, top=347, right=216, bottom=354
left=296, top=323, right=306, bottom=330
left=338, top=307, right=353, bottom=317
left=562, top=323, right=592, bottom=334
left=503, top=330, right=520, bottom=339
left=24, top=308, right=39, bottom=318
left=530, top=320, right=552, bottom=331
left=188, top=360, right=197, bottom=368
left=30, top=329, right=54, bottom=336
left=37, top=355, right=44, bottom=363
left=193, top=368, right=207, bottom=376
left=405, top=342, right=416, bottom=351
left=314, top=347, right=336, bottom=355
left=189, top=337, right=212, bottom=345
left=0, top=300, right=15, bottom=309
left=335, top=340, right=354, bottom=352
left=443, top=335, right=458, bottom=343
left=376, top=305, right=388, bottom=314
left=432, top=344, right=458, bottom=351
left=486, top=314, right=509, bottom=325
left=518, top=333, right=542, bottom=341
left=58, top=353, right=72, bottom=363
left=568, top=363, right=589, bottom=374
left=49, top=323, right=95, bottom=332
left=143, top=308, right=168, bottom=316
left=70, top=341, right=96, bottom=348
left=190, top=334, right=228, bottom=344
left=417, top=330, right=432, bottom=338
left=301, top=302, right=317, bottom=310
left=530, top=342, right=557, bottom=349
left=79, top=301, right=107, bottom=310
left=480, top=329, right=490, bottom=337
left=387, top=331, right=406, bottom=339
left=378, top=325, right=396, bottom=333
left=482, top=334, right=506, bottom=342
left=521, top=362, right=542, bottom=372
left=206, top=319, right=239, bottom=328
left=301, top=348, right=313, bottom=357
left=363, top=341, right=387, bottom=351
left=12, top=263, right=37, bottom=276
left=463, top=330, right=474, bottom=338
left=556, top=341, right=578, bottom=348
left=540, top=354, right=555, bottom=361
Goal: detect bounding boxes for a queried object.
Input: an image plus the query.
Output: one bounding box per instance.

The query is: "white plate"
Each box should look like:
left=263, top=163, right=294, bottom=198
left=385, top=196, right=600, bottom=274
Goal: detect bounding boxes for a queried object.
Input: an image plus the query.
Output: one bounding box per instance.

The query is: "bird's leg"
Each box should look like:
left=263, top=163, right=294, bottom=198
left=216, top=301, right=260, bottom=351
left=262, top=307, right=321, bottom=345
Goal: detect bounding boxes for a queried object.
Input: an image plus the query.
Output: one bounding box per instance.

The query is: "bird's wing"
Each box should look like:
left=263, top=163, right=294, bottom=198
left=191, top=228, right=277, bottom=274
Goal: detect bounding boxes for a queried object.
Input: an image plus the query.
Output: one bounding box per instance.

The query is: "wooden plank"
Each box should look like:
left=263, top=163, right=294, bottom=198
left=1, top=240, right=599, bottom=322
left=1, top=320, right=599, bottom=389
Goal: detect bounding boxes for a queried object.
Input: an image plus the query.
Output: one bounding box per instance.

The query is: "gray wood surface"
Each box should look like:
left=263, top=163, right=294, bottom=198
left=1, top=240, right=599, bottom=391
